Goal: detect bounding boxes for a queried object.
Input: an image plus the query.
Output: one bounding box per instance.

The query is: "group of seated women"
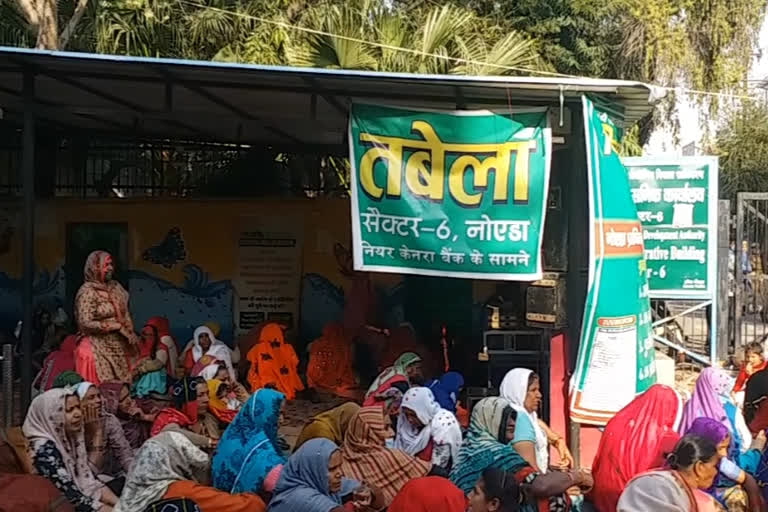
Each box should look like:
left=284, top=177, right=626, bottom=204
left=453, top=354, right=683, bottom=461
left=20, top=313, right=768, bottom=512
left=591, top=362, right=768, bottom=512
left=9, top=317, right=597, bottom=512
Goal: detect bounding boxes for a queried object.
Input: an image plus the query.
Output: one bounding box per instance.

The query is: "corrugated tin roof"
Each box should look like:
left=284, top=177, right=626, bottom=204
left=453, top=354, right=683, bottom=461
left=0, top=46, right=663, bottom=146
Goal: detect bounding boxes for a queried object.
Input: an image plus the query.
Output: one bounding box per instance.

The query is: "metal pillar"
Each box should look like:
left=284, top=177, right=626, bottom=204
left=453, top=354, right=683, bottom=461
left=717, top=200, right=731, bottom=360
left=21, top=71, right=35, bottom=413
left=2, top=344, right=12, bottom=427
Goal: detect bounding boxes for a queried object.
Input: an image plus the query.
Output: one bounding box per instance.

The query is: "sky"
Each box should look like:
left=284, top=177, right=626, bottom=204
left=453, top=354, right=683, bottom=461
left=645, top=18, right=768, bottom=155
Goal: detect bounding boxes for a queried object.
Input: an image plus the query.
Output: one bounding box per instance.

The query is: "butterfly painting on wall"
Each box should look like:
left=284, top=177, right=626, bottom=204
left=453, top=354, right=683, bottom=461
left=143, top=227, right=187, bottom=269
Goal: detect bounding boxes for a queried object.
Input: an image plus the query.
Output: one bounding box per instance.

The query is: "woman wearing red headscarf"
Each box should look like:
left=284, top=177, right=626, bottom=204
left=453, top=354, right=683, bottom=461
left=389, top=476, right=466, bottom=512
left=74, top=250, right=138, bottom=383
left=34, top=334, right=78, bottom=392
left=589, top=384, right=684, bottom=512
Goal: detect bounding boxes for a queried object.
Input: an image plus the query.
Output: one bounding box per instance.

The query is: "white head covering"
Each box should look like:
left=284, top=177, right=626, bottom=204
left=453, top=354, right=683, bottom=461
left=394, top=387, right=441, bottom=455
left=500, top=368, right=549, bottom=472
left=617, top=470, right=695, bottom=512
left=115, top=431, right=209, bottom=512
left=191, top=325, right=236, bottom=381
left=23, top=388, right=104, bottom=503
left=75, top=382, right=94, bottom=399
left=199, top=363, right=224, bottom=382
left=430, top=409, right=462, bottom=464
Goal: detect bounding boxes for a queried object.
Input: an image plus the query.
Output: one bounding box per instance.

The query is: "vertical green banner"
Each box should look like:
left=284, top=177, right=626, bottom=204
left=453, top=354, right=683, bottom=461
left=348, top=104, right=551, bottom=280
left=570, top=96, right=656, bottom=426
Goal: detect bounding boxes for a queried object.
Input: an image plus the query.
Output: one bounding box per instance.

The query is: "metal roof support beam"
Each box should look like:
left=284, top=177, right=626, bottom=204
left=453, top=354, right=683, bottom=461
left=154, top=67, right=303, bottom=145
left=0, top=84, right=134, bottom=132
left=20, top=69, right=35, bottom=414
left=302, top=77, right=347, bottom=117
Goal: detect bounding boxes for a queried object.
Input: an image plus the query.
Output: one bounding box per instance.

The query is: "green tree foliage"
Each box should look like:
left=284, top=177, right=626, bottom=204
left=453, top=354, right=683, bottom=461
left=710, top=101, right=768, bottom=199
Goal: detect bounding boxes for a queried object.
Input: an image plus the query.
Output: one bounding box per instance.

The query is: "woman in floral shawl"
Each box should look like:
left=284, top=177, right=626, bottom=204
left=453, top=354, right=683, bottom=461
left=212, top=388, right=286, bottom=495
left=116, top=431, right=265, bottom=512
left=23, top=388, right=118, bottom=512
left=74, top=251, right=137, bottom=383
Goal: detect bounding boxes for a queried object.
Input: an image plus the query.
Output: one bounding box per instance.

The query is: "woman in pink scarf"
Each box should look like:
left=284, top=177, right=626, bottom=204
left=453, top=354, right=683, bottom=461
left=678, top=367, right=733, bottom=434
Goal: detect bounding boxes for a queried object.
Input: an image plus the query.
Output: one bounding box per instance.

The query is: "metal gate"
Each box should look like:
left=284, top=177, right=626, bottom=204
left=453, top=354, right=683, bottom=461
left=735, top=193, right=768, bottom=350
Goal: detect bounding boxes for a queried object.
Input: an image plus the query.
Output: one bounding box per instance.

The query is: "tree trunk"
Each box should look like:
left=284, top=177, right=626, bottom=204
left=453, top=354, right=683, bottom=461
left=35, top=0, right=58, bottom=50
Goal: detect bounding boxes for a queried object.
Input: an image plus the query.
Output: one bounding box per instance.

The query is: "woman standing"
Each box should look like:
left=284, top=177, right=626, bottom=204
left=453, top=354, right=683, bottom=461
left=23, top=388, right=118, bottom=512
left=74, top=251, right=137, bottom=383
left=501, top=368, right=573, bottom=472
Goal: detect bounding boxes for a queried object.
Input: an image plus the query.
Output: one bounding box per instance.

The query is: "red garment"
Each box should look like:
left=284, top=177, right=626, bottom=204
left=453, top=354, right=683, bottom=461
left=150, top=408, right=194, bottom=437
left=388, top=477, right=467, bottom=512
left=749, top=400, right=768, bottom=434
left=146, top=316, right=179, bottom=351
left=134, top=322, right=172, bottom=374
left=35, top=335, right=77, bottom=391
left=590, top=384, right=683, bottom=512
left=734, top=361, right=768, bottom=393
left=415, top=439, right=434, bottom=463
left=0, top=474, right=75, bottom=512
left=74, top=336, right=100, bottom=385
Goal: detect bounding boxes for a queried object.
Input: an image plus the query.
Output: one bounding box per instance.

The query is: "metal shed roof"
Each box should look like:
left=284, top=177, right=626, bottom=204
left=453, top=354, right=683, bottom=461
left=0, top=46, right=663, bottom=147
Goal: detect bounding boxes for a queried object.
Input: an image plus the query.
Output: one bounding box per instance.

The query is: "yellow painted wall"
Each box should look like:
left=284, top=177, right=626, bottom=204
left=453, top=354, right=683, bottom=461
left=0, top=198, right=352, bottom=285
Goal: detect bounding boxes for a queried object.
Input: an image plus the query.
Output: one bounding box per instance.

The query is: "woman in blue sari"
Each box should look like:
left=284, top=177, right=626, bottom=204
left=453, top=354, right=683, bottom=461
left=212, top=388, right=286, bottom=495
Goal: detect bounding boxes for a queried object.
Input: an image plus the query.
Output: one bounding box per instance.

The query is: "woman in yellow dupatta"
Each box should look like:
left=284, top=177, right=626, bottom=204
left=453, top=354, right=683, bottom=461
left=206, top=379, right=239, bottom=424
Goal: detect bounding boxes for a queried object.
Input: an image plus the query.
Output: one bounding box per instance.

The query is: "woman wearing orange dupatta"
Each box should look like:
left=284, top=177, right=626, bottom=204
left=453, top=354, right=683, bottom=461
left=307, top=323, right=358, bottom=398
left=245, top=323, right=303, bottom=400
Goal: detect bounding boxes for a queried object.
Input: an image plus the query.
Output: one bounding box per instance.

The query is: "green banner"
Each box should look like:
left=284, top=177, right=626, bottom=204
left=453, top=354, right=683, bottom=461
left=623, top=156, right=718, bottom=298
left=570, top=96, right=656, bottom=426
left=348, top=104, right=551, bottom=280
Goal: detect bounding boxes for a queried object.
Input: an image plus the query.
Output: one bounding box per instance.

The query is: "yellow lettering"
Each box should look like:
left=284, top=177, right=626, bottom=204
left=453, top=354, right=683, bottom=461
left=602, top=123, right=614, bottom=156
left=404, top=122, right=445, bottom=200
left=358, top=141, right=404, bottom=199
left=358, top=120, right=537, bottom=206
left=512, top=140, right=534, bottom=203
left=449, top=155, right=485, bottom=206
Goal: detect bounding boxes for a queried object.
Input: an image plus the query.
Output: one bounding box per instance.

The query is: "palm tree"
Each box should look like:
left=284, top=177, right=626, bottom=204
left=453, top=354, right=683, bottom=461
left=282, top=1, right=544, bottom=76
